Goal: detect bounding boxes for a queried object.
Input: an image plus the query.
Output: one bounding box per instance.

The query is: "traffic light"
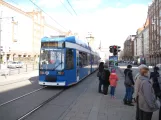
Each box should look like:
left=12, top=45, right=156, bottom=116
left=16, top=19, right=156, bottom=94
left=109, top=45, right=121, bottom=56
left=109, top=46, right=113, bottom=53
left=117, top=46, right=121, bottom=52
left=113, top=46, right=117, bottom=56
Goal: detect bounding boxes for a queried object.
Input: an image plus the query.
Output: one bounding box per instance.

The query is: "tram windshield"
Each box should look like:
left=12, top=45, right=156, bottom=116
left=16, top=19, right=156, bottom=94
left=40, top=49, right=65, bottom=70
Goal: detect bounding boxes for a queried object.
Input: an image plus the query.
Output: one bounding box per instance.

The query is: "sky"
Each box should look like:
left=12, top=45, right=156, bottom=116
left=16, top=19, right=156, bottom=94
left=5, top=0, right=151, bottom=57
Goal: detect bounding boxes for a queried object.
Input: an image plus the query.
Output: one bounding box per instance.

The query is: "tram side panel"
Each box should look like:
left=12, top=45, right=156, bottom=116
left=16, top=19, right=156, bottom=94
left=77, top=50, right=91, bottom=81
left=65, top=49, right=77, bottom=86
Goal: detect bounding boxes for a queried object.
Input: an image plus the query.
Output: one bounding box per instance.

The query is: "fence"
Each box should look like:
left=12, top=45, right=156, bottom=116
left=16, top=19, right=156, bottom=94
left=8, top=64, right=38, bottom=75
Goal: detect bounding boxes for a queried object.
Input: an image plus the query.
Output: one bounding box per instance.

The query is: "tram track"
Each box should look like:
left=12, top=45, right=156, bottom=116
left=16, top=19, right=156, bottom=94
left=0, top=86, right=47, bottom=107
left=0, top=85, right=65, bottom=120
left=17, top=89, right=65, bottom=120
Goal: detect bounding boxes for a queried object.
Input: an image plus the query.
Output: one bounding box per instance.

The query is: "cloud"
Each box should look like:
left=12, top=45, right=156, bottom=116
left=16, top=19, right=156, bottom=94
left=41, top=4, right=148, bottom=50
left=71, top=0, right=101, bottom=9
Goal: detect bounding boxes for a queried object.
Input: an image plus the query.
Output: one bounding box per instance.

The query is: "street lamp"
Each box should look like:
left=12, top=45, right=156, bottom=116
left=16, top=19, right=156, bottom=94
left=0, top=11, right=14, bottom=69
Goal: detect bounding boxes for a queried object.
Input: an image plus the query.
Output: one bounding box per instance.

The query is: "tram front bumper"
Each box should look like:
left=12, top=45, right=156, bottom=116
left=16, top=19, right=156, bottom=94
left=39, top=81, right=66, bottom=86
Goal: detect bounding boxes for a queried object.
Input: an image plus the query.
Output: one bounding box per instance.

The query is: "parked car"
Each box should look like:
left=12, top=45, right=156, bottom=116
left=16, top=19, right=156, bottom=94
left=7, top=61, right=24, bottom=68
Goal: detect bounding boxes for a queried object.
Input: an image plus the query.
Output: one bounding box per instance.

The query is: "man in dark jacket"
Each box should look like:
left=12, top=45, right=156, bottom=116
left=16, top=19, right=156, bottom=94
left=123, top=65, right=134, bottom=106
left=150, top=66, right=161, bottom=120
left=102, top=64, right=110, bottom=95
left=98, top=62, right=104, bottom=93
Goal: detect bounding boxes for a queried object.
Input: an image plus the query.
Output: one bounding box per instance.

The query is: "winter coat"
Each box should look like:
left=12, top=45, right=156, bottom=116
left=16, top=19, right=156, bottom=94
left=102, top=68, right=110, bottom=85
left=150, top=71, right=161, bottom=99
left=138, top=76, right=159, bottom=112
left=109, top=73, right=118, bottom=87
left=134, top=73, right=142, bottom=98
left=124, top=68, right=134, bottom=86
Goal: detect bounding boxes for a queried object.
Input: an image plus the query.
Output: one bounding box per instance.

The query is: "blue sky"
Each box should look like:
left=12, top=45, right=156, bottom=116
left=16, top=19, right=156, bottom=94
left=5, top=0, right=151, bottom=55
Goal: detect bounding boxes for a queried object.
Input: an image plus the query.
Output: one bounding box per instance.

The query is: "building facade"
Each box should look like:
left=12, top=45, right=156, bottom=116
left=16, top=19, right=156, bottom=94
left=148, top=0, right=161, bottom=65
left=123, top=35, right=135, bottom=61
left=134, top=18, right=149, bottom=64
left=0, top=0, right=66, bottom=63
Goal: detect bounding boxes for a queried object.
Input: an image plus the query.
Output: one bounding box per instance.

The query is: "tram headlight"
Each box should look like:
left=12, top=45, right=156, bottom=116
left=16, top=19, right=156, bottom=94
left=40, top=71, right=45, bottom=74
left=57, top=71, right=64, bottom=75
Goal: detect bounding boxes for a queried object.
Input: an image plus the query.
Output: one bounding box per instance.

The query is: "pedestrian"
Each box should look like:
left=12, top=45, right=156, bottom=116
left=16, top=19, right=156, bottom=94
left=123, top=65, right=134, bottom=106
left=97, top=62, right=104, bottom=93
left=138, top=66, right=160, bottom=120
left=135, top=64, right=148, bottom=120
left=102, top=64, right=110, bottom=95
left=150, top=66, right=161, bottom=120
left=109, top=69, right=118, bottom=98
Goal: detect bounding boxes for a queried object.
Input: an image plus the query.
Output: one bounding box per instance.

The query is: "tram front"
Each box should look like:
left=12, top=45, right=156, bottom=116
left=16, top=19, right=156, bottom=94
left=39, top=40, right=66, bottom=86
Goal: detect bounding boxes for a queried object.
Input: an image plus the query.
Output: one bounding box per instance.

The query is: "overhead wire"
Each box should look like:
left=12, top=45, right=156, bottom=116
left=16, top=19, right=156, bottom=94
left=59, top=0, right=73, bottom=16
left=66, top=0, right=77, bottom=16
left=28, top=0, right=68, bottom=31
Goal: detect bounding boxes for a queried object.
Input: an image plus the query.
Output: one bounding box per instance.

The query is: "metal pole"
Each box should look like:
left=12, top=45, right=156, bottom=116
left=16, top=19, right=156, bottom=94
left=0, top=11, right=2, bottom=69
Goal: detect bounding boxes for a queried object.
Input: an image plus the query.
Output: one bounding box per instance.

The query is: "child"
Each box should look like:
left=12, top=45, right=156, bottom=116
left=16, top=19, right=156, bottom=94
left=109, top=69, right=118, bottom=98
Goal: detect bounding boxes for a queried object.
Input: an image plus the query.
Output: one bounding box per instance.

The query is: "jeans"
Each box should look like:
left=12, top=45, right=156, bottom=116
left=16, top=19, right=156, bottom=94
left=139, top=109, right=153, bottom=120
left=124, top=86, right=133, bottom=102
left=110, top=86, right=116, bottom=96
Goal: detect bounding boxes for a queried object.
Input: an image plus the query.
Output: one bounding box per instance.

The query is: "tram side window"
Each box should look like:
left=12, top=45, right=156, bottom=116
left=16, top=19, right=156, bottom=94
left=79, top=52, right=88, bottom=67
left=66, top=49, right=74, bottom=69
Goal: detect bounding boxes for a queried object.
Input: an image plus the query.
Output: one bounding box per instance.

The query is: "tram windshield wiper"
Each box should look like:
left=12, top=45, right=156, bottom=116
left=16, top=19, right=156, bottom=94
left=52, top=62, right=63, bottom=70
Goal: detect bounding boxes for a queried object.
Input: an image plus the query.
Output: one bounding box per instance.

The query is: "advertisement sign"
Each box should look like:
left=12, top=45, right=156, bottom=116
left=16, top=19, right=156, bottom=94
left=109, top=56, right=118, bottom=68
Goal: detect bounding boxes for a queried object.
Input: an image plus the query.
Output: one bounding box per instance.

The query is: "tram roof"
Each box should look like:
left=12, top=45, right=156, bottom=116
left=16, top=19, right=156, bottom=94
left=41, top=36, right=100, bottom=56
left=41, top=36, right=91, bottom=49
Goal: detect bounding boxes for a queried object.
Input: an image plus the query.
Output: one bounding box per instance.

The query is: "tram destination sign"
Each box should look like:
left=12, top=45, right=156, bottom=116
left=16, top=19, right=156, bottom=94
left=41, top=42, right=65, bottom=48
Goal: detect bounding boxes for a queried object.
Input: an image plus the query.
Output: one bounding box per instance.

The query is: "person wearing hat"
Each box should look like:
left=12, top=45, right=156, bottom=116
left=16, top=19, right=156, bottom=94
left=138, top=66, right=159, bottom=120
left=135, top=64, right=149, bottom=120
left=150, top=66, right=161, bottom=120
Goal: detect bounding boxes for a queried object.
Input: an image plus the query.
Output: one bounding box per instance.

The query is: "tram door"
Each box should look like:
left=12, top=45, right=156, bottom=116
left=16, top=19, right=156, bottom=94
left=76, top=50, right=80, bottom=82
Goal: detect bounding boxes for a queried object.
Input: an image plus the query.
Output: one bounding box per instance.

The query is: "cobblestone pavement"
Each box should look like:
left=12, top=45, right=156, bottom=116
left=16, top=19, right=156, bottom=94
left=58, top=68, right=159, bottom=120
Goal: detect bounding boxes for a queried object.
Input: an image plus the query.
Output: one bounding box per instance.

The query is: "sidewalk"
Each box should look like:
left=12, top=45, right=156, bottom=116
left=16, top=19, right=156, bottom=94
left=59, top=69, right=159, bottom=120
left=0, top=70, right=38, bottom=84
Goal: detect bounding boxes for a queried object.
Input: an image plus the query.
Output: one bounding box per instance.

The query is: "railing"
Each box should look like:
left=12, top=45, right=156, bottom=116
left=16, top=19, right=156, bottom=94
left=8, top=64, right=38, bottom=75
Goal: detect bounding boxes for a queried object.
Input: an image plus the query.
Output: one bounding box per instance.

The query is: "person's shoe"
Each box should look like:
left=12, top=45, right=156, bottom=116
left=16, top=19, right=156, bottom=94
left=123, top=99, right=128, bottom=105
left=127, top=101, right=134, bottom=106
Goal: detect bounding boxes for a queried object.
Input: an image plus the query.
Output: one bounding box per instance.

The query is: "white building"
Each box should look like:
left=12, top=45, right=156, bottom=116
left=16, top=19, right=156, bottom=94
left=0, top=1, right=66, bottom=63
left=134, top=18, right=149, bottom=64
left=0, top=1, right=33, bottom=62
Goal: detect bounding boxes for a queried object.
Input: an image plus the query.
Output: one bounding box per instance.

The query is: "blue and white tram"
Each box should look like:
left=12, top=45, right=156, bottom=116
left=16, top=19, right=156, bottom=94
left=39, top=35, right=100, bottom=86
